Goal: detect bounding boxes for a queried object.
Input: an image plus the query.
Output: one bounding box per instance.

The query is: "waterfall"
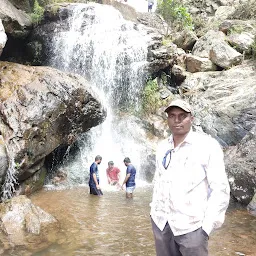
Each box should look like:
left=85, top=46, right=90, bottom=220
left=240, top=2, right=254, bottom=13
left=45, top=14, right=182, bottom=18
left=47, top=3, right=152, bottom=188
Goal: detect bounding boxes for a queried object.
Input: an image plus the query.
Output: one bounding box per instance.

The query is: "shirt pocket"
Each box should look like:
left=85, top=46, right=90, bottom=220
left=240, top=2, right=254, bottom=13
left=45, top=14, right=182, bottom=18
left=184, top=157, right=207, bottom=193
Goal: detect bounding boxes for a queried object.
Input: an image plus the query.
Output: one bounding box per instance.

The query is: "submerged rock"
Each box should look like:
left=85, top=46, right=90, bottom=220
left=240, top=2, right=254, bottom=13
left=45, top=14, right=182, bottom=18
left=0, top=195, right=59, bottom=250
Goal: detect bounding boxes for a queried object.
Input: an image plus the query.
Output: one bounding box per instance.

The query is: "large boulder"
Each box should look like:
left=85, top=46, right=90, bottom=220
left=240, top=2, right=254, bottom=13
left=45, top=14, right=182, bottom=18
left=192, top=30, right=243, bottom=69
left=219, top=20, right=256, bottom=55
left=0, top=195, right=58, bottom=250
left=172, top=29, right=198, bottom=51
left=7, top=0, right=34, bottom=13
left=0, top=0, right=32, bottom=38
left=186, top=54, right=217, bottom=73
left=0, top=61, right=106, bottom=199
left=225, top=125, right=256, bottom=205
left=181, top=60, right=256, bottom=146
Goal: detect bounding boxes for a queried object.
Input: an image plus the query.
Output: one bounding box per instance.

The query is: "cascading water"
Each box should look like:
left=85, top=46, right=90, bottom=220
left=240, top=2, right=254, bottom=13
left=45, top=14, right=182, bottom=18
left=47, top=3, right=153, bottom=188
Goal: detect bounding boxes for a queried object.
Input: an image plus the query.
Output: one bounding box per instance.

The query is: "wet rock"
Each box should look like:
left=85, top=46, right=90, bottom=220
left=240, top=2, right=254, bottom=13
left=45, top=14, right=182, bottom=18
left=0, top=195, right=59, bottom=250
left=0, top=61, right=106, bottom=198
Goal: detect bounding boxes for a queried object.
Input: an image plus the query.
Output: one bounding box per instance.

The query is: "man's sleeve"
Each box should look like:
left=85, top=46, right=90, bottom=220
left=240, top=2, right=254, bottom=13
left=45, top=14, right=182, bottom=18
left=92, top=164, right=97, bottom=174
left=127, top=165, right=132, bottom=174
left=202, top=139, right=230, bottom=236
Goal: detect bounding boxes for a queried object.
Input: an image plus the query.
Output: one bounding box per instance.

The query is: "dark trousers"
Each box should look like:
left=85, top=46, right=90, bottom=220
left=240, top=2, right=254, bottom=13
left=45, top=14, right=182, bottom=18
left=151, top=218, right=208, bottom=256
left=89, top=186, right=103, bottom=196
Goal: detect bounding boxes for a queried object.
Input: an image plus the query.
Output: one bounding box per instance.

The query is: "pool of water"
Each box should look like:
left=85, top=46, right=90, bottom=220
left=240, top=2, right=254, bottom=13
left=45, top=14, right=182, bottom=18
left=17, top=186, right=256, bottom=255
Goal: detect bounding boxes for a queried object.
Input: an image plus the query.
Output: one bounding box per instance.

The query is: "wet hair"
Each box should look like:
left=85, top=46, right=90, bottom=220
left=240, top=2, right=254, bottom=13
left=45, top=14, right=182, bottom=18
left=123, top=157, right=131, bottom=163
left=95, top=155, right=102, bottom=161
left=108, top=161, right=114, bottom=165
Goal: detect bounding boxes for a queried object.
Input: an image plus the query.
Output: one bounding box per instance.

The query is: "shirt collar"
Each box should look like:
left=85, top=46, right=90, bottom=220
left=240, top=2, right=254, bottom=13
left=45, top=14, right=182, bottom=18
left=168, top=129, right=194, bottom=148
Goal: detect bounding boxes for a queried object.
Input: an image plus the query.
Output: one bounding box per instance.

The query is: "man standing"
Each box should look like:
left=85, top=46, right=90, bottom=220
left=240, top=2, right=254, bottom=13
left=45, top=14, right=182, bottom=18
left=106, top=161, right=121, bottom=188
left=89, top=155, right=103, bottom=196
left=150, top=99, right=230, bottom=256
left=121, top=157, right=136, bottom=198
left=148, top=0, right=154, bottom=12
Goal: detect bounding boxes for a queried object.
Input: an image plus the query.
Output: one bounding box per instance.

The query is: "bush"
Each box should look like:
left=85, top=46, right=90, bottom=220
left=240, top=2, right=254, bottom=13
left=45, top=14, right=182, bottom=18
left=31, top=0, right=44, bottom=24
left=142, top=79, right=161, bottom=114
left=156, top=0, right=193, bottom=31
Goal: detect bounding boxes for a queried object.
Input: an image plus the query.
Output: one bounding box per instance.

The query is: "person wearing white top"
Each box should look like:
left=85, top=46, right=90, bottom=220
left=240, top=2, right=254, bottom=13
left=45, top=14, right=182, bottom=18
left=150, top=99, right=230, bottom=256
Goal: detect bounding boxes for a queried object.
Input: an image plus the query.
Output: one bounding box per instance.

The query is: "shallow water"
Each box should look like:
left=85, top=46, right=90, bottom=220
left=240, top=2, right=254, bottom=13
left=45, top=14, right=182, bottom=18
left=24, top=186, right=256, bottom=255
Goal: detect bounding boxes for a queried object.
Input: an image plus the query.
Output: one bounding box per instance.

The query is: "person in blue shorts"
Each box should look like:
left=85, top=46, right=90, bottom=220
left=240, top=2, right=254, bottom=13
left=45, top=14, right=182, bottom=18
left=121, top=157, right=136, bottom=198
left=89, top=155, right=103, bottom=196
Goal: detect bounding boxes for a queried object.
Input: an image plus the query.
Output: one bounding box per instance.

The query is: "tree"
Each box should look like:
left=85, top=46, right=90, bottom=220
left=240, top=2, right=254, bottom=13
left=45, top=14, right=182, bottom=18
left=156, top=0, right=192, bottom=34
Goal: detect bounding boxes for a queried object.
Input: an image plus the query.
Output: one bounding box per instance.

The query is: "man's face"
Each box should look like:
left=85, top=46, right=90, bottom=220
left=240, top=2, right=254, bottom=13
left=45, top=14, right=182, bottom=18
left=167, top=107, right=193, bottom=136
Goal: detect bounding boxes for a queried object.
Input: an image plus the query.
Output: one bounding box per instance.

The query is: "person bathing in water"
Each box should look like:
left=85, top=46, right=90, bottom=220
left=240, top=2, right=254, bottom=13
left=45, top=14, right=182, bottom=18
left=106, top=161, right=121, bottom=189
left=121, top=157, right=136, bottom=198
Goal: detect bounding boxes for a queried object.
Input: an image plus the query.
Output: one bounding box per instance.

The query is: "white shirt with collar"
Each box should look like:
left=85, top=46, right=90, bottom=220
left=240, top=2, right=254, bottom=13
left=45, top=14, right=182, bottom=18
left=150, top=130, right=230, bottom=236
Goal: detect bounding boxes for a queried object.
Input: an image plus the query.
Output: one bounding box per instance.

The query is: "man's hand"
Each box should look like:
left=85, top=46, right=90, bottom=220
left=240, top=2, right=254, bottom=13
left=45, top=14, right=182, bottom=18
left=96, top=184, right=101, bottom=190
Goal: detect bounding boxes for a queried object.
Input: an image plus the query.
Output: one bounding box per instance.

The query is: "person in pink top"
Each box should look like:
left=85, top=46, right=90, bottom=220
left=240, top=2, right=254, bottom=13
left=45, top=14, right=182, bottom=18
left=106, top=161, right=121, bottom=188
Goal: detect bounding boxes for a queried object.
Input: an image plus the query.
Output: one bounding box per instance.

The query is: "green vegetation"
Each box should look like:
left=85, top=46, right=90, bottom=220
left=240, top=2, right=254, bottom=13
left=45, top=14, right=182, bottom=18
left=227, top=26, right=244, bottom=36
left=142, top=79, right=160, bottom=114
left=156, top=0, right=193, bottom=33
left=142, top=78, right=170, bottom=115
left=31, top=0, right=45, bottom=24
left=162, top=37, right=172, bottom=46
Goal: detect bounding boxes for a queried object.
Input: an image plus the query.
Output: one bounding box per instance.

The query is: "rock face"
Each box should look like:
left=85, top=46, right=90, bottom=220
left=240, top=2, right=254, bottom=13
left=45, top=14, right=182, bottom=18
left=7, top=0, right=34, bottom=13
left=0, top=61, right=106, bottom=198
left=0, top=195, right=58, bottom=250
left=192, top=30, right=243, bottom=69
left=0, top=0, right=32, bottom=38
left=181, top=60, right=256, bottom=147
left=225, top=125, right=256, bottom=205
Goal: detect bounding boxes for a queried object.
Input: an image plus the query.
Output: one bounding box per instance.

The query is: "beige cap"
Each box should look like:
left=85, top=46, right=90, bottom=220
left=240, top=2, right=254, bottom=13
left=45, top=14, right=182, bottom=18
left=164, top=99, right=192, bottom=113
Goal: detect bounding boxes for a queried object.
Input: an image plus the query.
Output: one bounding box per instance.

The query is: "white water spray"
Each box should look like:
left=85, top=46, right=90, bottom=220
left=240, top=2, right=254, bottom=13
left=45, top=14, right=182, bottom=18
left=48, top=3, right=152, bottom=188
